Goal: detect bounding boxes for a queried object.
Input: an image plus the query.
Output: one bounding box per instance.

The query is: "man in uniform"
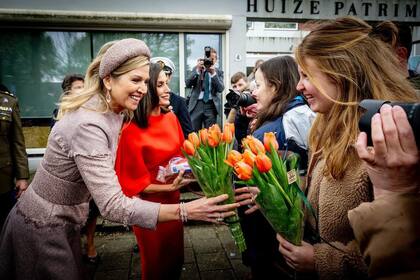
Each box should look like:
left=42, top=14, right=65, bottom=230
left=0, top=84, right=29, bottom=230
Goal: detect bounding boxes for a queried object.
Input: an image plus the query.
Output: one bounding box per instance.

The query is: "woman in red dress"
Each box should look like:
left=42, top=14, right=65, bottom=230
left=115, top=62, right=191, bottom=279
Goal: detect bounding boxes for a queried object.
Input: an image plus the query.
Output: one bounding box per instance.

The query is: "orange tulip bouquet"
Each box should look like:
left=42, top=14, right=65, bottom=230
left=227, top=133, right=305, bottom=245
left=182, top=124, right=246, bottom=253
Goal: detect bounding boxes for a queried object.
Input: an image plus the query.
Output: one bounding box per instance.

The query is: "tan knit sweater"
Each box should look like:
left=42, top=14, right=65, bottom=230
left=305, top=155, right=373, bottom=280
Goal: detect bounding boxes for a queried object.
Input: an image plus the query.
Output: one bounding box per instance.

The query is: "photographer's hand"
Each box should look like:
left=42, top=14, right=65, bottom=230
left=356, top=105, right=419, bottom=198
left=196, top=59, right=204, bottom=73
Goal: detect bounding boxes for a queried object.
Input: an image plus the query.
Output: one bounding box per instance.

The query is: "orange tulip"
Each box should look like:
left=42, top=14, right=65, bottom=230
left=243, top=136, right=265, bottom=155
left=224, top=123, right=235, bottom=136
left=188, top=132, right=200, bottom=148
left=183, top=140, right=195, bottom=156
left=199, top=129, right=208, bottom=145
left=234, top=161, right=253, bottom=181
left=263, top=132, right=279, bottom=151
left=224, top=150, right=242, bottom=167
left=208, top=125, right=222, bottom=148
left=255, top=154, right=272, bottom=173
left=222, top=127, right=233, bottom=144
left=242, top=149, right=256, bottom=167
left=209, top=124, right=222, bottom=134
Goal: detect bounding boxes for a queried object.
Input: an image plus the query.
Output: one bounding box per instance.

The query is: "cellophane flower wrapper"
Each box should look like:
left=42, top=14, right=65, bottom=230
left=182, top=125, right=247, bottom=253
left=237, top=140, right=305, bottom=246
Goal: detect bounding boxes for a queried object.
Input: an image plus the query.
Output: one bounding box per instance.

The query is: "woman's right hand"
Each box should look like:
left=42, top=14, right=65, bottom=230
left=185, top=194, right=240, bottom=223
left=171, top=170, right=197, bottom=191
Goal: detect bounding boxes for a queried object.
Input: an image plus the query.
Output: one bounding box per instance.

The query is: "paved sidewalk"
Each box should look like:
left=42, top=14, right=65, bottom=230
left=84, top=224, right=251, bottom=280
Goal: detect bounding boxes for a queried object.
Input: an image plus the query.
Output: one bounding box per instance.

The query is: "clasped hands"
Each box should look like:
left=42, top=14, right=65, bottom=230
left=234, top=186, right=315, bottom=272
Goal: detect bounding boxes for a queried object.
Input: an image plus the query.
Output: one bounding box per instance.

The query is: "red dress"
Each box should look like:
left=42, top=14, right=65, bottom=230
left=115, top=112, right=185, bottom=280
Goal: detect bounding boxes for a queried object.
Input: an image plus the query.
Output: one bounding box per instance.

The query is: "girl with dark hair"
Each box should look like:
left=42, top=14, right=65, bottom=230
left=115, top=63, right=194, bottom=280
left=236, top=55, right=315, bottom=279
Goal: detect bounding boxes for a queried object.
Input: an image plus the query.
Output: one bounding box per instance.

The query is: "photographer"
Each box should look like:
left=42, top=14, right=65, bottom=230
left=350, top=104, right=419, bottom=279
left=186, top=47, right=224, bottom=131
left=225, top=72, right=249, bottom=122
left=225, top=72, right=259, bottom=151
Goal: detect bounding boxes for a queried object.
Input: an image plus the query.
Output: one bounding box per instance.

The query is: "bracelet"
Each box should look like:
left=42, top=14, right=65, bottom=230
left=179, top=202, right=188, bottom=223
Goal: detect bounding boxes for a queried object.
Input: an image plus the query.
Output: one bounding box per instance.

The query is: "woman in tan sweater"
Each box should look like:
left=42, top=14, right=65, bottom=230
left=277, top=17, right=418, bottom=279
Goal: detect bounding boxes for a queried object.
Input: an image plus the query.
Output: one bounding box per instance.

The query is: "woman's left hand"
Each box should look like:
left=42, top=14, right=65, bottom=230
left=277, top=234, right=315, bottom=272
left=234, top=186, right=260, bottom=214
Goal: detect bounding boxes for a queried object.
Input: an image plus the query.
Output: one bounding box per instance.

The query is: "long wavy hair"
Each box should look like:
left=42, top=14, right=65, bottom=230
left=296, top=16, right=418, bottom=179
left=57, top=40, right=149, bottom=119
left=253, top=55, right=301, bottom=131
left=134, top=63, right=163, bottom=128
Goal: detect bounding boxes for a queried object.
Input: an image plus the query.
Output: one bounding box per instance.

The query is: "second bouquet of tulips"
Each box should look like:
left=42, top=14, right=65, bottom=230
left=182, top=124, right=246, bottom=253
left=227, top=133, right=305, bottom=245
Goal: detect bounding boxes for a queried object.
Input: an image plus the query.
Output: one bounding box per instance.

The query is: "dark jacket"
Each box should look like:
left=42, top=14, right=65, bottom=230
left=185, top=67, right=224, bottom=115
left=170, top=92, right=193, bottom=139
left=0, top=90, right=29, bottom=194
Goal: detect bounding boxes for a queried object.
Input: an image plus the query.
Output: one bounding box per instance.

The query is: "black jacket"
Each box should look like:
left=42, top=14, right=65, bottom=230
left=170, top=92, right=193, bottom=139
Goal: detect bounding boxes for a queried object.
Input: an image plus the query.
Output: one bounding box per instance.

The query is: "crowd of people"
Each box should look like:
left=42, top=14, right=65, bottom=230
left=0, top=16, right=419, bottom=280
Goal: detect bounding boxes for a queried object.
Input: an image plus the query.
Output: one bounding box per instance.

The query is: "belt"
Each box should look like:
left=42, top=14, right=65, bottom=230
left=31, top=163, right=90, bottom=205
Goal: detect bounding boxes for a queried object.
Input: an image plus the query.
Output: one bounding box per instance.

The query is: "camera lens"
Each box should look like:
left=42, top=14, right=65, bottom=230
left=237, top=92, right=257, bottom=107
left=359, top=99, right=419, bottom=147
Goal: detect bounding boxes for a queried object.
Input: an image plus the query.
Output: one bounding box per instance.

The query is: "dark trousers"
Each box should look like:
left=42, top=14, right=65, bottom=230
left=190, top=100, right=217, bottom=131
left=0, top=190, right=16, bottom=231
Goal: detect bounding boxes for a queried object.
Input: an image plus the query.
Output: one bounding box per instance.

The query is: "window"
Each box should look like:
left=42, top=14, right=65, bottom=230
left=0, top=31, right=91, bottom=118
left=184, top=33, right=223, bottom=125
left=0, top=30, right=179, bottom=118
left=264, top=22, right=298, bottom=30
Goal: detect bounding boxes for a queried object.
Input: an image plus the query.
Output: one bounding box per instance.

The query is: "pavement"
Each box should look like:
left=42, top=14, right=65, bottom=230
left=82, top=223, right=251, bottom=280
left=82, top=191, right=251, bottom=280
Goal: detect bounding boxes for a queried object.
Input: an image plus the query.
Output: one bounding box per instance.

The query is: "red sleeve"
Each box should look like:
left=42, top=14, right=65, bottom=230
left=115, top=124, right=151, bottom=197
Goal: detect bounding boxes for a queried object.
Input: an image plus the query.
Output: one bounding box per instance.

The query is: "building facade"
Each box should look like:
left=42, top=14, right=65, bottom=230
left=0, top=0, right=418, bottom=156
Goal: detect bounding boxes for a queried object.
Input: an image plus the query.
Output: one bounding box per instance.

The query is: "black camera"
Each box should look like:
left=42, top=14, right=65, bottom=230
left=225, top=89, right=257, bottom=109
left=359, top=99, right=419, bottom=147
left=203, top=46, right=213, bottom=68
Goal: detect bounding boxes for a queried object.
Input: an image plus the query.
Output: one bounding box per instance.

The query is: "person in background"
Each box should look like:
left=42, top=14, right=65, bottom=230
left=225, top=71, right=249, bottom=122
left=230, top=72, right=259, bottom=152
left=0, top=84, right=29, bottom=231
left=373, top=22, right=420, bottom=91
left=275, top=17, right=417, bottom=280
left=115, top=62, right=196, bottom=279
left=247, top=59, right=264, bottom=83
left=151, top=57, right=193, bottom=139
left=51, top=74, right=84, bottom=128
left=236, top=56, right=315, bottom=280
left=0, top=38, right=238, bottom=280
left=351, top=104, right=419, bottom=279
left=186, top=48, right=224, bottom=131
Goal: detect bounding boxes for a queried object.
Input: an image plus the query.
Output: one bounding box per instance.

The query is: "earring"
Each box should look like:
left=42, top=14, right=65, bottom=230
left=106, top=89, right=112, bottom=103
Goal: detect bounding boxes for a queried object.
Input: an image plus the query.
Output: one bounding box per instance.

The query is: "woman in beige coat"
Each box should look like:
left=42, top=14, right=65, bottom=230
left=276, top=17, right=418, bottom=279
left=0, top=38, right=238, bottom=280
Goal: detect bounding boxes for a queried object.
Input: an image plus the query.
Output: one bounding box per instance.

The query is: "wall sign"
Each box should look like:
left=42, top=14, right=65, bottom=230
left=246, top=0, right=419, bottom=22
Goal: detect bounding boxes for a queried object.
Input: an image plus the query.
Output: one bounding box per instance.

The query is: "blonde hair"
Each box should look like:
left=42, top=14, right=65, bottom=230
left=57, top=40, right=149, bottom=119
left=296, top=17, right=418, bottom=179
